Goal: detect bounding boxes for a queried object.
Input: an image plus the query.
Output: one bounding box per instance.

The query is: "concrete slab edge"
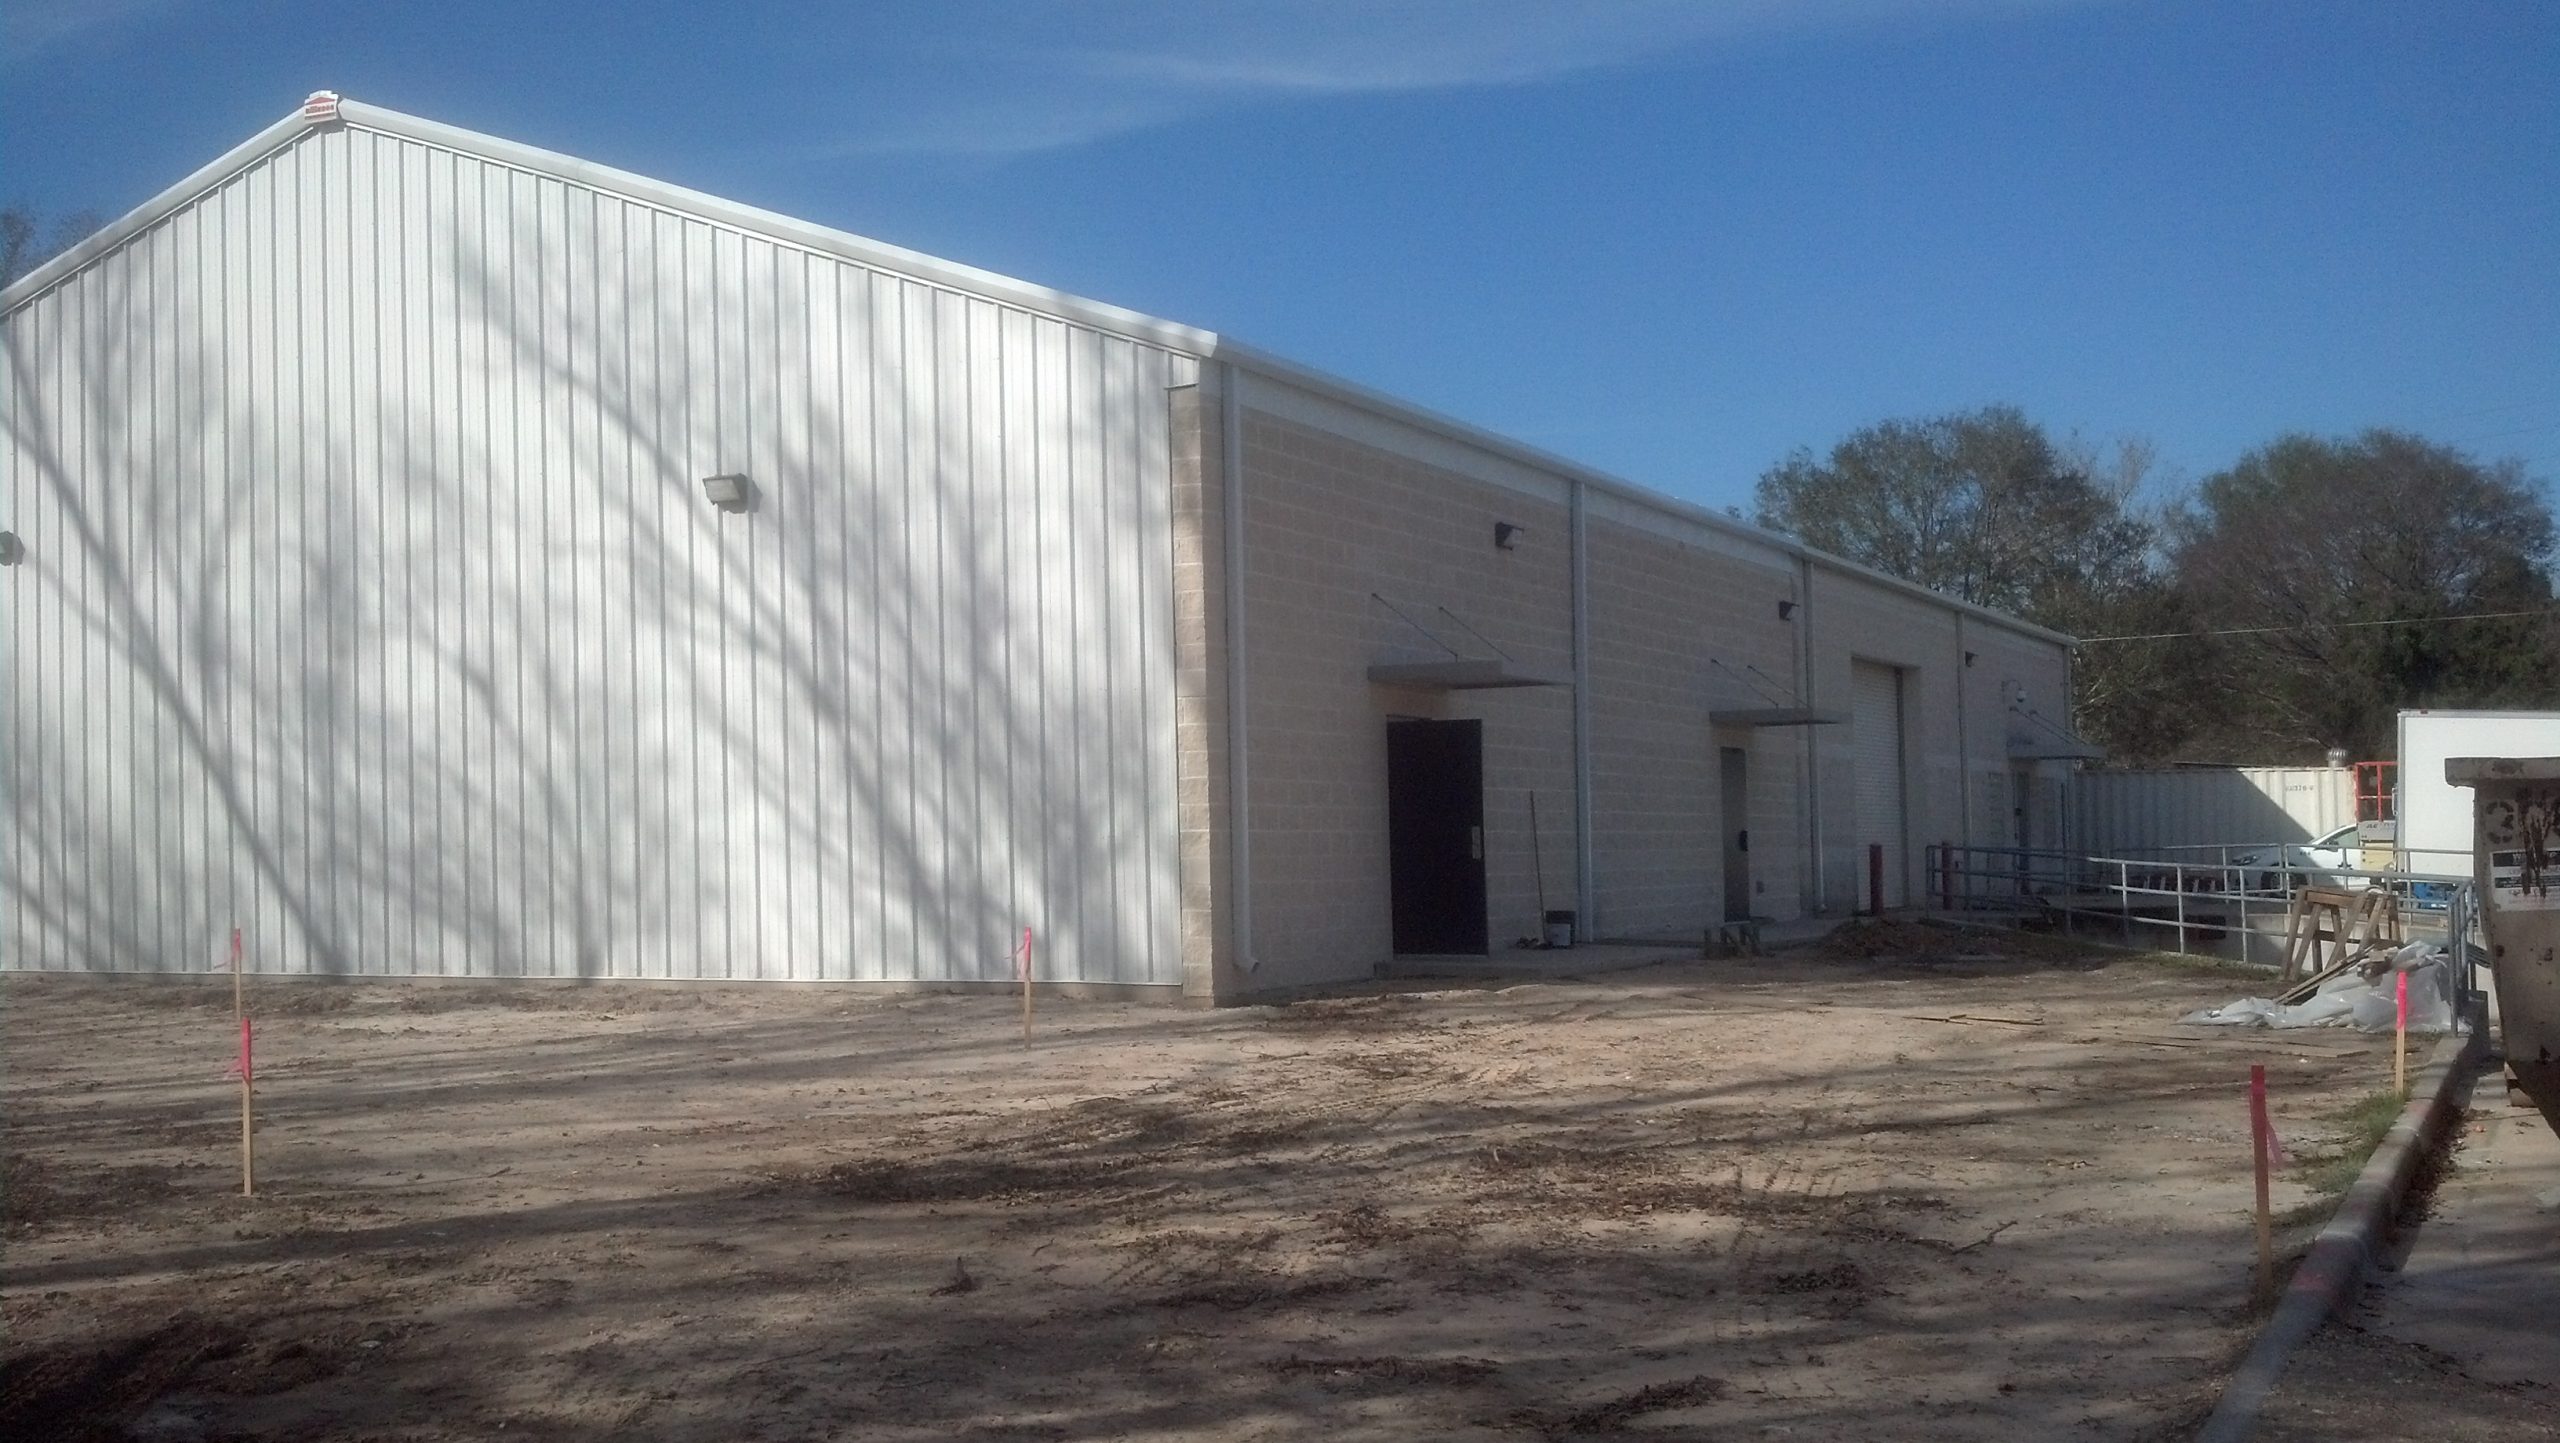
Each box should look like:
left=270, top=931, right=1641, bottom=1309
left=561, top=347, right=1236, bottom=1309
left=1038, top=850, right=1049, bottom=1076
left=2193, top=1024, right=2489, bottom=1443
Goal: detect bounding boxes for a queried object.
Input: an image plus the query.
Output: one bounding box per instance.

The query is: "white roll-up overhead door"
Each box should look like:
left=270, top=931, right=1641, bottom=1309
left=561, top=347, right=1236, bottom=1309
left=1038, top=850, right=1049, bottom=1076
left=1851, top=661, right=1907, bottom=908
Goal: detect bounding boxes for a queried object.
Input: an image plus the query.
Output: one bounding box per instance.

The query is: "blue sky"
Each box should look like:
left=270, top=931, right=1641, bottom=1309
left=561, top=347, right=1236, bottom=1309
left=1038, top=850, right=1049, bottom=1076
left=5, top=0, right=2554, bottom=513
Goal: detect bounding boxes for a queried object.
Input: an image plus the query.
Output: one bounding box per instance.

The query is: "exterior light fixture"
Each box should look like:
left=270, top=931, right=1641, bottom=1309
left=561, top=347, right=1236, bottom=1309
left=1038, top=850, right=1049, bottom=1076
left=1777, top=599, right=1796, bottom=620
left=0, top=531, right=20, bottom=566
left=1493, top=521, right=1523, bottom=550
left=1964, top=651, right=1977, bottom=667
left=702, top=474, right=753, bottom=512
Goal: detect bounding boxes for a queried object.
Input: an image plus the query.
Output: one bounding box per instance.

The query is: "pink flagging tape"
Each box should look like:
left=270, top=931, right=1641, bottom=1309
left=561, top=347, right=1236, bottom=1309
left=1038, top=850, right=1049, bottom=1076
left=2396, top=972, right=2409, bottom=1027
left=1018, top=927, right=1034, bottom=981
left=225, top=1017, right=254, bottom=1083
left=2251, top=1065, right=2287, bottom=1171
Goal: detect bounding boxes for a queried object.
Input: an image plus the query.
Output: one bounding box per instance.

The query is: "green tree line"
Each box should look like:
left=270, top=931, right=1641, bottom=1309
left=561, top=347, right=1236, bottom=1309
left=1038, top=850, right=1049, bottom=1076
left=1754, top=406, right=2558, bottom=765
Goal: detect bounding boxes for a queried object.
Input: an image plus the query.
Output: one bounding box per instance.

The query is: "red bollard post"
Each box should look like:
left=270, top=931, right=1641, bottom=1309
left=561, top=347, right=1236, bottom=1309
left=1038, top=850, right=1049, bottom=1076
left=1869, top=843, right=1885, bottom=916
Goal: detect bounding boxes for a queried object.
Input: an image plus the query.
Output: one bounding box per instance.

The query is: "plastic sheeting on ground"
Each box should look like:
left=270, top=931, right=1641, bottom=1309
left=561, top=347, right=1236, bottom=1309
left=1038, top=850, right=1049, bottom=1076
left=2180, top=942, right=2458, bottom=1033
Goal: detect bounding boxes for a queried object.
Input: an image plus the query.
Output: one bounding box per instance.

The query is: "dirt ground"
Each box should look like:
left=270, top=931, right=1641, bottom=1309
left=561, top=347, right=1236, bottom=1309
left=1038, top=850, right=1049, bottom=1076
left=2251, top=1079, right=2560, bottom=1443
left=5, top=927, right=2416, bottom=1442
left=2251, top=1319, right=2560, bottom=1443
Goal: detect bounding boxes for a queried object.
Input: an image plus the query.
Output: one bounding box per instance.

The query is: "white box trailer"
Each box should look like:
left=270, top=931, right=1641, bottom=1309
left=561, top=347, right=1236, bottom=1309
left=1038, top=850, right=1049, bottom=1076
left=2398, top=711, right=2560, bottom=876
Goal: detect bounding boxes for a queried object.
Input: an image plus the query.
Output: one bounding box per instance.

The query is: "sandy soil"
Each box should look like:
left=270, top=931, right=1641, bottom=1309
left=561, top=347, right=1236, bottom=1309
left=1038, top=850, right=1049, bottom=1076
left=4, top=927, right=2411, bottom=1441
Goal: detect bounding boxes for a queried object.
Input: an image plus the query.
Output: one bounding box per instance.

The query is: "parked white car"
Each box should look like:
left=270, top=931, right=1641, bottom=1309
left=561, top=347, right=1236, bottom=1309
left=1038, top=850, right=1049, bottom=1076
left=2233, top=824, right=2365, bottom=891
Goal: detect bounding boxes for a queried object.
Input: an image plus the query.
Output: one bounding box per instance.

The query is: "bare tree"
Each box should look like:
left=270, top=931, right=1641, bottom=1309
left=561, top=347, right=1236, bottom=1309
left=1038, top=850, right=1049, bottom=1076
left=2168, top=429, right=2558, bottom=760
left=1753, top=405, right=2156, bottom=621
left=1, top=206, right=104, bottom=289
left=1753, top=406, right=2196, bottom=758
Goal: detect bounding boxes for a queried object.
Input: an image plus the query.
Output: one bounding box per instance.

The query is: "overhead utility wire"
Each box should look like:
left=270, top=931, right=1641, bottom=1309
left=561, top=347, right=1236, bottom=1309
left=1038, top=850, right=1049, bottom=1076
left=2075, top=606, right=2560, bottom=644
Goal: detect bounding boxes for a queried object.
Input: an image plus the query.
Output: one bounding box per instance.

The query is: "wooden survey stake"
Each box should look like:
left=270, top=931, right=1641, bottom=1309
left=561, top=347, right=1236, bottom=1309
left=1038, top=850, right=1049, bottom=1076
left=2394, top=971, right=2410, bottom=1098
left=1020, top=927, right=1035, bottom=1043
left=2249, top=1064, right=2273, bottom=1301
left=232, top=926, right=255, bottom=1197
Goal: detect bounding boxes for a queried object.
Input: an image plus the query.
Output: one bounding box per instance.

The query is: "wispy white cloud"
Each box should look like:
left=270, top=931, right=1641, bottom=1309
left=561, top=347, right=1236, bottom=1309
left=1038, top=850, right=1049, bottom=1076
left=818, top=0, right=2100, bottom=159
left=0, top=0, right=182, bottom=64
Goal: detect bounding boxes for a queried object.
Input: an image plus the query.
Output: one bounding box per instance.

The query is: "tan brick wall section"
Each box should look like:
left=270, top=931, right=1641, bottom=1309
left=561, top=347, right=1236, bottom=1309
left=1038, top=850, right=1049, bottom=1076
left=1235, top=409, right=1574, bottom=991
left=1168, top=381, right=1251, bottom=1001
left=1802, top=571, right=2073, bottom=911
left=1586, top=518, right=1806, bottom=936
left=1220, top=394, right=2074, bottom=990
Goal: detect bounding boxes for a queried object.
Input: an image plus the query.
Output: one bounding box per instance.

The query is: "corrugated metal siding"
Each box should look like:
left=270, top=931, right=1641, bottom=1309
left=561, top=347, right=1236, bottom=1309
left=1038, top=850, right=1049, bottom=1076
left=2068, top=767, right=2351, bottom=857
left=2, top=121, right=1194, bottom=983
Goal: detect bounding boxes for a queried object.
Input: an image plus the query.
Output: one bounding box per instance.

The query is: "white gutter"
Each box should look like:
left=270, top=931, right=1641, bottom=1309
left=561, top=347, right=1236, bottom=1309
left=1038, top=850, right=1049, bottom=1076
left=1799, top=555, right=1826, bottom=910
left=1571, top=479, right=1595, bottom=940
left=1955, top=614, right=1972, bottom=898
left=1222, top=364, right=1256, bottom=974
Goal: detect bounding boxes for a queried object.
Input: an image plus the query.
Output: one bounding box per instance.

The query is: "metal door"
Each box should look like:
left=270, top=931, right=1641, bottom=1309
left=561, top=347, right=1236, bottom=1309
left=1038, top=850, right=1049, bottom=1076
left=1721, top=746, right=1753, bottom=922
left=1387, top=720, right=1489, bottom=954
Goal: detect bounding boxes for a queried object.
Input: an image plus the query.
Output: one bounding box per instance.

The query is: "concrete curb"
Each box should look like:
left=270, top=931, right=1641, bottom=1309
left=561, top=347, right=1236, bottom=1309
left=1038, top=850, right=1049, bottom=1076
left=2193, top=1024, right=2489, bottom=1443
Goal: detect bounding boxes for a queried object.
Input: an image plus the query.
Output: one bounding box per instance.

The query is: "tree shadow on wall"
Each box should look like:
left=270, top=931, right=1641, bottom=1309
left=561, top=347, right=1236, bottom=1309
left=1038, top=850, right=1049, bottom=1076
left=3, top=162, right=1180, bottom=984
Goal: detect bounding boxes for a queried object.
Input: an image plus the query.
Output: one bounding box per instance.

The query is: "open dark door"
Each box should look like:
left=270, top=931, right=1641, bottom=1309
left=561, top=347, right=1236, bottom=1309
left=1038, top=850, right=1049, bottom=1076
left=1387, top=719, right=1489, bottom=955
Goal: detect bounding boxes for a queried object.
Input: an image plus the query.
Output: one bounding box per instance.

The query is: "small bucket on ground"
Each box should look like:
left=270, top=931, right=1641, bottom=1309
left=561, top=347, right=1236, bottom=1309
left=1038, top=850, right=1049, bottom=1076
left=1543, top=910, right=1576, bottom=949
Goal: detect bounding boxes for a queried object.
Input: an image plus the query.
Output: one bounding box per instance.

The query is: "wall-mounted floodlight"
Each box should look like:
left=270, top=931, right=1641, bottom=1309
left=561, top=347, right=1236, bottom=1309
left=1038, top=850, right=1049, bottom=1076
left=0, top=531, right=21, bottom=565
left=1493, top=521, right=1523, bottom=550
left=1777, top=599, right=1796, bottom=620
left=702, top=474, right=753, bottom=512
left=1964, top=650, right=1978, bottom=667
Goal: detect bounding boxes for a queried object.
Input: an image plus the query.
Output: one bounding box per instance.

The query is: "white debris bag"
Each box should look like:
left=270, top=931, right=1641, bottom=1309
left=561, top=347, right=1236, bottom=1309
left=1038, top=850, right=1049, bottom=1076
left=2180, top=942, right=2456, bottom=1034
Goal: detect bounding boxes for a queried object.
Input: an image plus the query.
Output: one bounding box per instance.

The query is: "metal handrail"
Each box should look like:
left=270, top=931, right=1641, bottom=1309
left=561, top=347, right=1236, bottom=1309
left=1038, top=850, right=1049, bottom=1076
left=1925, top=841, right=2479, bottom=987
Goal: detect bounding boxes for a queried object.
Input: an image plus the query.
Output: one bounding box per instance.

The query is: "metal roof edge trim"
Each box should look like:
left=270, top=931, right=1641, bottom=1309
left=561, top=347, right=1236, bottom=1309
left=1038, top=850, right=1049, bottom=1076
left=1208, top=338, right=2076, bottom=648
left=331, top=100, right=1225, bottom=356
left=0, top=106, right=313, bottom=314
left=2, top=96, right=1227, bottom=358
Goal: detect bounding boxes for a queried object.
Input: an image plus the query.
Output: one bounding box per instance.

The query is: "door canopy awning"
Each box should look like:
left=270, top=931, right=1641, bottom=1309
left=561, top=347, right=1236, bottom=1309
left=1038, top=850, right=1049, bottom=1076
left=1367, top=658, right=1573, bottom=691
left=1703, top=658, right=1839, bottom=729
left=1709, top=706, right=1849, bottom=728
left=2007, top=707, right=2104, bottom=761
left=2007, top=734, right=2105, bottom=760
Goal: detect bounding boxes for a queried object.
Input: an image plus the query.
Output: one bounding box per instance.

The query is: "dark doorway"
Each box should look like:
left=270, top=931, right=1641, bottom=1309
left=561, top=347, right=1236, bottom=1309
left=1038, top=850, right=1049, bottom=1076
left=1720, top=746, right=1753, bottom=922
left=1387, top=719, right=1489, bottom=955
left=2012, top=766, right=2034, bottom=898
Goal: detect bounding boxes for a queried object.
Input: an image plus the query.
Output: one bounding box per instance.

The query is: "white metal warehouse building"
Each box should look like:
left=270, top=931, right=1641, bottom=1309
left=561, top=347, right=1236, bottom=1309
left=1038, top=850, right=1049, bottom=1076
left=2, top=95, right=2087, bottom=1000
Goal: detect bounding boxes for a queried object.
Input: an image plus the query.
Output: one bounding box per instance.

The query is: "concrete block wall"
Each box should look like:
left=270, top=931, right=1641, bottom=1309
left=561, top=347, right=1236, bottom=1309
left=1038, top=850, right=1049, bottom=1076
left=1585, top=515, right=1806, bottom=937
left=1167, top=381, right=1236, bottom=1000
left=1231, top=396, right=1575, bottom=991
left=1966, top=620, right=2077, bottom=868
left=1804, top=570, right=2074, bottom=911
left=1212, top=366, right=2076, bottom=991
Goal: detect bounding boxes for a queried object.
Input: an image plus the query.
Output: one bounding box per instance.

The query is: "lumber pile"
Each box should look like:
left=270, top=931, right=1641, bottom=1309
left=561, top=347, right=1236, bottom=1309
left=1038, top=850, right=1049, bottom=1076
left=2275, top=888, right=2405, bottom=1003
